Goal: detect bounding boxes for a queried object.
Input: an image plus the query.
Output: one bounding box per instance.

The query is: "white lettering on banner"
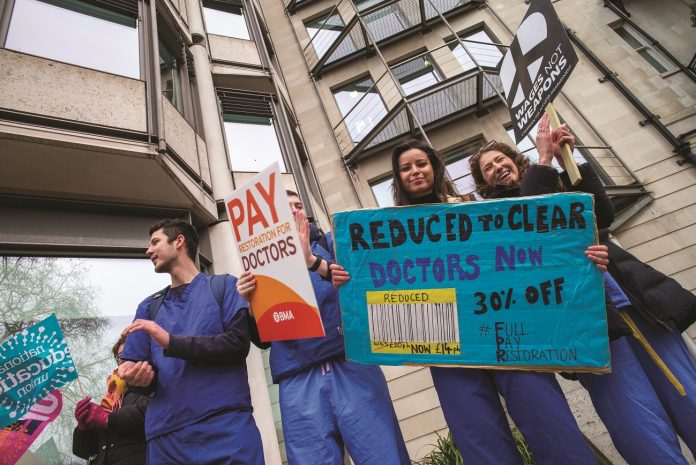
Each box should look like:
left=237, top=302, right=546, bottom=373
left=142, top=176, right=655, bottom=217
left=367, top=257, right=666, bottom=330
left=514, top=45, right=569, bottom=129
left=273, top=311, right=295, bottom=323
left=0, top=348, right=67, bottom=396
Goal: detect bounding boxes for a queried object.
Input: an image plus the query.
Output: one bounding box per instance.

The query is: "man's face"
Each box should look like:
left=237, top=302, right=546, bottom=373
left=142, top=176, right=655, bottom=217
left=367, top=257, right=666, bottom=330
left=288, top=195, right=304, bottom=215
left=146, top=229, right=179, bottom=273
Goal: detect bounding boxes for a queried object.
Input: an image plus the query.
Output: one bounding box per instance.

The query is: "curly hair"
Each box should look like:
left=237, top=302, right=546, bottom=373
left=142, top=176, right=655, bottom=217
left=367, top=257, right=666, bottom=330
left=391, top=139, right=458, bottom=206
left=468, top=142, right=531, bottom=198
left=112, top=334, right=127, bottom=361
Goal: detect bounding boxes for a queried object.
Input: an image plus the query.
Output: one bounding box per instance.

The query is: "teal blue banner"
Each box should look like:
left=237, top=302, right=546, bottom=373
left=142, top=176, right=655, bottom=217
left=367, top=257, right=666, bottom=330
left=0, top=314, right=78, bottom=428
left=332, top=193, right=609, bottom=370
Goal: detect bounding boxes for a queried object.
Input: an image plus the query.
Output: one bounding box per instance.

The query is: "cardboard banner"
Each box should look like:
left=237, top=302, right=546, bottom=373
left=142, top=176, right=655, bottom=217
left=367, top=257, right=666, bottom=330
left=225, top=162, right=324, bottom=342
left=0, top=315, right=77, bottom=428
left=0, top=391, right=62, bottom=465
left=332, top=194, right=609, bottom=371
left=499, top=0, right=578, bottom=143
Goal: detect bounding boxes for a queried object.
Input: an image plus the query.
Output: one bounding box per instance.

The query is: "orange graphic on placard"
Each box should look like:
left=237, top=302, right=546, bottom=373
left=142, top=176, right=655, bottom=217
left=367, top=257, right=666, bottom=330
left=251, top=274, right=325, bottom=342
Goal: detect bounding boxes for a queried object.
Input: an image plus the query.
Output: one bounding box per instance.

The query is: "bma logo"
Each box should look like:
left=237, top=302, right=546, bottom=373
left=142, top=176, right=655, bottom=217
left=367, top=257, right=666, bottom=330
left=500, top=12, right=548, bottom=108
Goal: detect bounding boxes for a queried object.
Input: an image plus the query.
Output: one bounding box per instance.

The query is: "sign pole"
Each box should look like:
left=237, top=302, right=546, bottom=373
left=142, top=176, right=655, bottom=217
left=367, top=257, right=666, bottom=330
left=620, top=309, right=686, bottom=396
left=546, top=102, right=582, bottom=185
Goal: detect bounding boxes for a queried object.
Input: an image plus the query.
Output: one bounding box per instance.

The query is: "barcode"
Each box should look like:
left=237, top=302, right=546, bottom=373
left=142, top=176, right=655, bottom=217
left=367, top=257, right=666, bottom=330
left=368, top=302, right=460, bottom=344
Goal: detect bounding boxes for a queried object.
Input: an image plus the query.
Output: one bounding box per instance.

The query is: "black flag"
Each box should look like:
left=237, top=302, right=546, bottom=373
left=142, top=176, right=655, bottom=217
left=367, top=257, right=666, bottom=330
left=499, top=0, right=578, bottom=143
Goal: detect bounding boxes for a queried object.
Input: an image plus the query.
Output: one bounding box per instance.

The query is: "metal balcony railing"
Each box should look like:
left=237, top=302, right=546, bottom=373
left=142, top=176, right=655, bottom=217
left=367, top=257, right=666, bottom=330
left=302, top=0, right=480, bottom=74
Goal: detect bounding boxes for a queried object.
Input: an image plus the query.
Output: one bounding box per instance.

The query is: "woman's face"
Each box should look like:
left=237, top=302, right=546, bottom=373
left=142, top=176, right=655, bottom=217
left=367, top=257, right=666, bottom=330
left=479, top=150, right=519, bottom=187
left=398, top=148, right=435, bottom=198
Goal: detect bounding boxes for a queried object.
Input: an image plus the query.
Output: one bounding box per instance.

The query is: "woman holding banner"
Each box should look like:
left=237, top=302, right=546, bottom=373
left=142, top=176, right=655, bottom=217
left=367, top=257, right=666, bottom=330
left=469, top=113, right=696, bottom=465
left=331, top=135, right=606, bottom=465
left=73, top=335, right=149, bottom=465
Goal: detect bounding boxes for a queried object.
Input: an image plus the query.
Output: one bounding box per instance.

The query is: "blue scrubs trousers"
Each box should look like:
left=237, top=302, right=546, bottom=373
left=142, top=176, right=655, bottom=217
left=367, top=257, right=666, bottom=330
left=279, top=359, right=410, bottom=465
left=431, top=367, right=595, bottom=465
left=578, top=313, right=696, bottom=465
left=147, top=409, right=264, bottom=465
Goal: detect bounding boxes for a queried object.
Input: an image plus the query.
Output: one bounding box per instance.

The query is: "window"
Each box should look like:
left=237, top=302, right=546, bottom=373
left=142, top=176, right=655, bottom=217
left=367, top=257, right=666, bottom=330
left=306, top=12, right=345, bottom=58
left=449, top=30, right=503, bottom=73
left=391, top=54, right=442, bottom=95
left=505, top=122, right=588, bottom=172
left=444, top=145, right=478, bottom=195
left=370, top=177, right=393, bottom=207
left=160, top=40, right=185, bottom=112
left=202, top=2, right=250, bottom=40
left=5, top=0, right=140, bottom=79
left=158, top=17, right=196, bottom=119
left=0, top=256, right=169, bottom=460
left=223, top=114, right=287, bottom=172
left=333, top=77, right=388, bottom=143
left=361, top=3, right=412, bottom=42
left=612, top=22, right=674, bottom=74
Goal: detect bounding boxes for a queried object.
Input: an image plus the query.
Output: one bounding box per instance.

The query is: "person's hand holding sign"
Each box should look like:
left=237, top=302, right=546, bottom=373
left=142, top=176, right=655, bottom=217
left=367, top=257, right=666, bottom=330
left=536, top=113, right=575, bottom=172
left=237, top=271, right=257, bottom=317
left=330, top=264, right=350, bottom=289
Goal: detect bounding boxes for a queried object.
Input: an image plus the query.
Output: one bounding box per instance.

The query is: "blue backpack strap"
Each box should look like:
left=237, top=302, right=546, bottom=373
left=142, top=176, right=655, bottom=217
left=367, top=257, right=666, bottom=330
left=209, top=274, right=229, bottom=327
left=148, top=276, right=227, bottom=324
left=209, top=274, right=227, bottom=308
left=148, top=286, right=170, bottom=322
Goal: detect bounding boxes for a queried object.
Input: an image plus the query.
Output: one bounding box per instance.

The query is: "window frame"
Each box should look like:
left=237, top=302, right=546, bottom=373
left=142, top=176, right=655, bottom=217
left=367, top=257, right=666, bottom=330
left=610, top=21, right=676, bottom=74
left=2, top=0, right=141, bottom=79
left=446, top=26, right=505, bottom=75
left=201, top=0, right=251, bottom=40
left=332, top=74, right=389, bottom=144
left=157, top=10, right=197, bottom=123
left=390, top=52, right=444, bottom=96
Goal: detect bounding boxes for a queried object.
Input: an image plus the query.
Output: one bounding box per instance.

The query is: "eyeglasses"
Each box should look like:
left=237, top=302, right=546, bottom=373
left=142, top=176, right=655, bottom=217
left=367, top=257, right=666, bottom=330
left=477, top=139, right=497, bottom=155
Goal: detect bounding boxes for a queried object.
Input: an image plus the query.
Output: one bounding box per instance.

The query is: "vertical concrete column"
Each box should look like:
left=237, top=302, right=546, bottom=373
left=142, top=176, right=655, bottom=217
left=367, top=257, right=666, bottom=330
left=184, top=1, right=282, bottom=463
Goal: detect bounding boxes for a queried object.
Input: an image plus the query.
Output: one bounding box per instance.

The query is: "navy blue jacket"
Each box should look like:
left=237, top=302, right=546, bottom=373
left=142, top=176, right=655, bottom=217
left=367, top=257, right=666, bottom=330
left=252, top=232, right=346, bottom=383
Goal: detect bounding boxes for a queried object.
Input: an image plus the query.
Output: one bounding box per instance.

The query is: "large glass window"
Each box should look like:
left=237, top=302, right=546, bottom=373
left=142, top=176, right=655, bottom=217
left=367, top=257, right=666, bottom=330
left=391, top=54, right=442, bottom=96
left=611, top=22, right=674, bottom=74
left=449, top=30, right=503, bottom=73
left=223, top=114, right=287, bottom=172
left=5, top=0, right=140, bottom=79
left=305, top=12, right=345, bottom=58
left=202, top=2, right=250, bottom=40
left=0, top=256, right=169, bottom=463
left=333, top=77, right=388, bottom=143
left=160, top=40, right=185, bottom=113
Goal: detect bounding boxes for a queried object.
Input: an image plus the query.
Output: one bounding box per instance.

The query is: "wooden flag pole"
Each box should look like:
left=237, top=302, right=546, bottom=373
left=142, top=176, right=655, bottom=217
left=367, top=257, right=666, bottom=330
left=619, top=309, right=686, bottom=396
left=545, top=102, right=582, bottom=185
left=76, top=377, right=86, bottom=398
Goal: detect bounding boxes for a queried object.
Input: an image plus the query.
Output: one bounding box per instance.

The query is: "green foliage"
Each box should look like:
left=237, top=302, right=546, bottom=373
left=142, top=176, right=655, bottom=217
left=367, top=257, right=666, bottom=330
left=414, top=429, right=536, bottom=465
left=413, top=432, right=463, bottom=465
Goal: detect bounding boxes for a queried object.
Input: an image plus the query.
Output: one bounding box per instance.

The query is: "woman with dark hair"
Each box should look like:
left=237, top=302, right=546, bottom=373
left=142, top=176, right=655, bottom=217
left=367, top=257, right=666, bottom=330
left=73, top=334, right=149, bottom=465
left=469, top=112, right=696, bottom=465
left=331, top=134, right=606, bottom=465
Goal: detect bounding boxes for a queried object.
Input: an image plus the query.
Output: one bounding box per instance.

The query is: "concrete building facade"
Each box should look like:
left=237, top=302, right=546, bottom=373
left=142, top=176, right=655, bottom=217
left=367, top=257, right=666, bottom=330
left=0, top=0, right=694, bottom=463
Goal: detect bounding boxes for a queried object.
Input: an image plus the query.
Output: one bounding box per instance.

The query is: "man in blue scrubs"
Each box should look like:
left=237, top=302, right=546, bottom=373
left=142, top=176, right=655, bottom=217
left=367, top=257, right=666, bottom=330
left=236, top=191, right=409, bottom=465
left=119, top=219, right=264, bottom=465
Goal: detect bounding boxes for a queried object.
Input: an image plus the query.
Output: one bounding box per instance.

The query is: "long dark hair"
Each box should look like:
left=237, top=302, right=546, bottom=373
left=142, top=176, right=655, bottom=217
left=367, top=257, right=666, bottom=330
left=391, top=139, right=457, bottom=206
left=469, top=142, right=531, bottom=198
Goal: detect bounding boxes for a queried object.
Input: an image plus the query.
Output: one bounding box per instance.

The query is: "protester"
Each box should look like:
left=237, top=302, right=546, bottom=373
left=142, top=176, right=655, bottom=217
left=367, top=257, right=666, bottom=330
left=469, top=113, right=696, bottom=465
left=72, top=335, right=149, bottom=465
left=236, top=190, right=410, bottom=465
left=117, top=219, right=264, bottom=465
left=331, top=135, right=607, bottom=465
